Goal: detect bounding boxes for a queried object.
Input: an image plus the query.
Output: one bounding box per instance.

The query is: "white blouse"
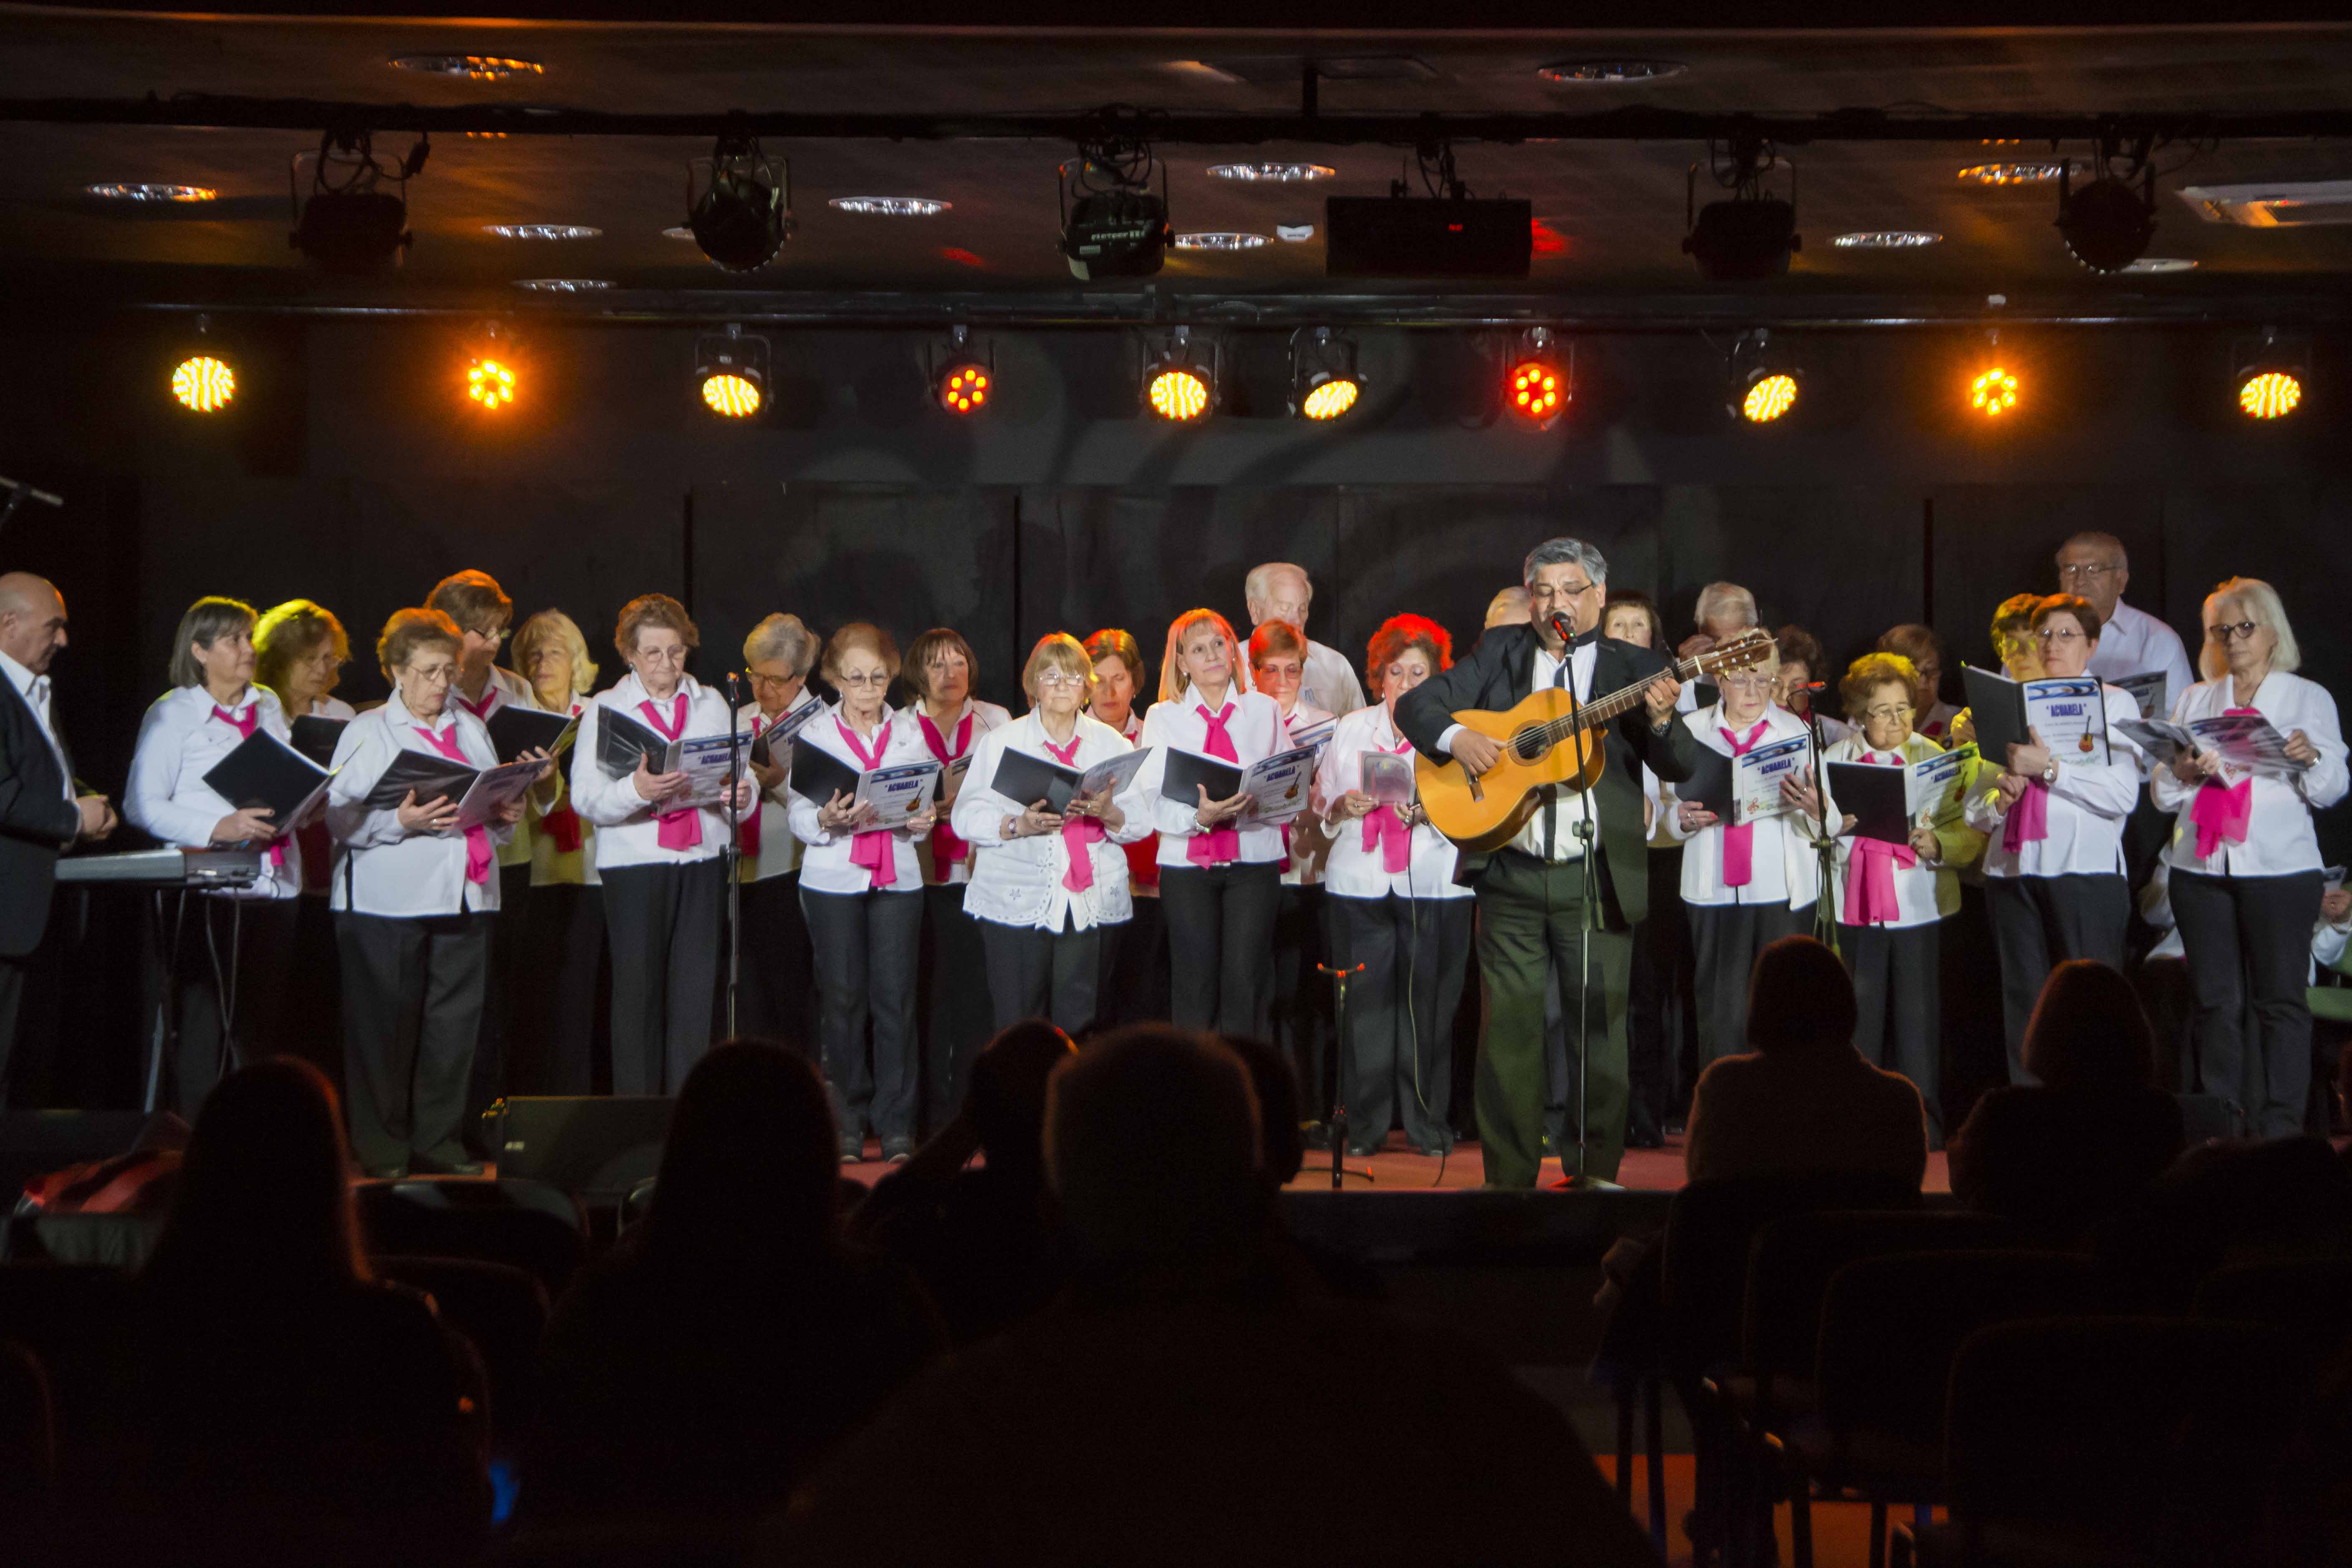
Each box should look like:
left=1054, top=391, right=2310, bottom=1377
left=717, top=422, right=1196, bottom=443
left=1277, top=702, right=1334, bottom=888
left=2151, top=670, right=2348, bottom=878
left=1664, top=703, right=1822, bottom=912
left=124, top=683, right=304, bottom=900
left=449, top=665, right=539, bottom=871
left=1963, top=681, right=2145, bottom=880
left=1313, top=702, right=1470, bottom=902
left=1819, top=733, right=1964, bottom=931
left=570, top=673, right=744, bottom=872
left=738, top=695, right=821, bottom=884
left=1138, top=688, right=1295, bottom=870
left=951, top=710, right=1151, bottom=933
left=909, top=697, right=1013, bottom=888
left=787, top=702, right=936, bottom=896
left=324, top=694, right=511, bottom=918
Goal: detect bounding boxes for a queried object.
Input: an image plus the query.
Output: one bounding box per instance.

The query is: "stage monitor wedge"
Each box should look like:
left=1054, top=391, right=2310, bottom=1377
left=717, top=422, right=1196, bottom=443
left=1324, top=196, right=1533, bottom=280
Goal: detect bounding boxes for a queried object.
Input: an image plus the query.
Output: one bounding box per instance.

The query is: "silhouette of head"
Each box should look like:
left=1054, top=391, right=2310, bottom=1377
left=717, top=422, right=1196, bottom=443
left=1220, top=1036, right=1305, bottom=1189
left=966, top=1020, right=1076, bottom=1176
left=1045, top=1026, right=1263, bottom=1268
left=144, top=1057, right=364, bottom=1288
left=1746, top=936, right=1858, bottom=1055
left=650, top=1040, right=838, bottom=1265
left=2022, top=960, right=2157, bottom=1090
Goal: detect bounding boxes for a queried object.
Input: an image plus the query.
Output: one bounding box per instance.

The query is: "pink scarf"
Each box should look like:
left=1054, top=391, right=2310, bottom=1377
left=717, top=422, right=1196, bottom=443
left=540, top=701, right=585, bottom=854
left=836, top=716, right=896, bottom=889
left=1043, top=731, right=1104, bottom=893
left=918, top=711, right=974, bottom=875
left=211, top=702, right=286, bottom=870
left=1361, top=736, right=1415, bottom=874
left=2190, top=706, right=2263, bottom=858
left=1186, top=702, right=1242, bottom=867
left=412, top=723, right=491, bottom=885
left=638, top=694, right=702, bottom=852
left=1718, top=719, right=1768, bottom=886
left=1841, top=749, right=1918, bottom=925
left=454, top=685, right=498, bottom=722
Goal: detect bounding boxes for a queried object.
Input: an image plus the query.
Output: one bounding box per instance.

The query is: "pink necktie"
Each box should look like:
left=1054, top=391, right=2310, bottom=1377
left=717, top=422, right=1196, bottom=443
left=2190, top=706, right=2262, bottom=858
left=1043, top=732, right=1104, bottom=893
left=835, top=717, right=896, bottom=890
left=1718, top=720, right=1768, bottom=887
left=412, top=723, right=491, bottom=885
left=739, top=715, right=765, bottom=859
left=1361, top=737, right=1415, bottom=874
left=212, top=704, right=286, bottom=869
left=637, top=694, right=703, bottom=852
left=455, top=687, right=498, bottom=722
left=918, top=712, right=974, bottom=874
left=1186, top=703, right=1242, bottom=868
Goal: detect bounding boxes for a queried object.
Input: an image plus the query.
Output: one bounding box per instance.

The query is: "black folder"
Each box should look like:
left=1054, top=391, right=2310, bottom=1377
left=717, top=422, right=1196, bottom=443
left=200, top=731, right=332, bottom=825
left=1162, top=749, right=1243, bottom=805
left=288, top=715, right=347, bottom=768
left=1960, top=666, right=2031, bottom=764
left=595, top=706, right=677, bottom=778
left=787, top=741, right=862, bottom=807
left=1827, top=759, right=1912, bottom=846
left=989, top=748, right=1085, bottom=813
left=362, top=749, right=481, bottom=811
left=486, top=705, right=577, bottom=764
left=1678, top=746, right=1735, bottom=819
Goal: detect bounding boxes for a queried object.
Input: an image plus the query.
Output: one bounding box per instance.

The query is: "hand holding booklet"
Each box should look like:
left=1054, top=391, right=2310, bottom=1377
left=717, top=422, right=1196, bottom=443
left=1163, top=745, right=1320, bottom=824
left=1961, top=667, right=2110, bottom=768
left=202, top=731, right=337, bottom=835
left=1731, top=733, right=1812, bottom=826
left=2122, top=711, right=2310, bottom=781
left=788, top=744, right=940, bottom=829
left=1826, top=744, right=1976, bottom=845
left=987, top=745, right=1150, bottom=815
left=1358, top=751, right=1416, bottom=807
left=486, top=705, right=578, bottom=764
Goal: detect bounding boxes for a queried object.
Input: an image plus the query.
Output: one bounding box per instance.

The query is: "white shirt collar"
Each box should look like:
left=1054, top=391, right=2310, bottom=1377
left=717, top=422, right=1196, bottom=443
left=0, top=648, right=41, bottom=701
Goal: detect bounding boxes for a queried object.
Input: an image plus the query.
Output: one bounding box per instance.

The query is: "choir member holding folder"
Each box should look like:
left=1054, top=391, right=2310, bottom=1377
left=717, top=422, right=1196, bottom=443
left=951, top=632, right=1148, bottom=1034
left=1962, top=593, right=2146, bottom=1082
left=125, top=597, right=307, bottom=1113
left=787, top=622, right=940, bottom=1163
left=1315, top=615, right=1472, bottom=1158
left=1138, top=609, right=1295, bottom=1038
left=2150, top=578, right=2347, bottom=1136
left=513, top=609, right=605, bottom=1095
left=570, top=594, right=751, bottom=1100
left=1086, top=627, right=1168, bottom=1026
left=1250, top=619, right=1338, bottom=1121
left=325, top=608, right=525, bottom=1177
left=254, top=598, right=355, bottom=1077
left=736, top=612, right=824, bottom=1053
left=1819, top=652, right=1986, bottom=1142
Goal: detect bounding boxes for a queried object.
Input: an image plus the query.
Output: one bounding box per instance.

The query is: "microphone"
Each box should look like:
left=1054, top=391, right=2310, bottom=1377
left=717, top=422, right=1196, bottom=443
left=1794, top=680, right=1826, bottom=692
left=1548, top=612, right=1578, bottom=645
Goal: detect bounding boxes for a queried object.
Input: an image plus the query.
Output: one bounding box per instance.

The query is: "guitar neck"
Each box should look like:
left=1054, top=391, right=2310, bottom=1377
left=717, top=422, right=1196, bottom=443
left=1553, top=650, right=1708, bottom=731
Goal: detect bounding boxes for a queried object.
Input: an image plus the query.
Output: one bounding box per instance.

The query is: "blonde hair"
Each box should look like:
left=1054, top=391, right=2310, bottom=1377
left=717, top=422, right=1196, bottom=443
left=253, top=599, right=348, bottom=704
left=513, top=609, right=598, bottom=699
left=2200, top=577, right=2301, bottom=680
left=1022, top=632, right=1095, bottom=703
left=1158, top=608, right=1243, bottom=703
left=1840, top=652, right=1920, bottom=723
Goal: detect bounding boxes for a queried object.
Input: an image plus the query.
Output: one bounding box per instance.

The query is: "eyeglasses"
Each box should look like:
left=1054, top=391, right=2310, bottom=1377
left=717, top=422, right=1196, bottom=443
left=1529, top=579, right=1597, bottom=601
left=1864, top=703, right=1916, bottom=723
left=2208, top=620, right=2261, bottom=643
left=635, top=646, right=690, bottom=665
left=2036, top=627, right=2086, bottom=644
left=1034, top=670, right=1088, bottom=689
left=470, top=625, right=512, bottom=643
left=401, top=663, right=456, bottom=685
left=2058, top=563, right=2118, bottom=582
left=746, top=671, right=797, bottom=689
left=836, top=671, right=891, bottom=687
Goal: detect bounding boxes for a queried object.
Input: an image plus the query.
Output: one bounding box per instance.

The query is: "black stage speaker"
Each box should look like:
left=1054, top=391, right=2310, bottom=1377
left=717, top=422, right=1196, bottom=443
left=493, top=1097, right=673, bottom=1197
left=1324, top=196, right=1533, bottom=279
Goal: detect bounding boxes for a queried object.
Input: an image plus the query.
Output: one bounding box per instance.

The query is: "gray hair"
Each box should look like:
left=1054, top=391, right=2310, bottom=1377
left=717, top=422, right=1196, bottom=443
left=168, top=596, right=258, bottom=689
left=2200, top=577, right=2301, bottom=680
left=743, top=612, right=818, bottom=678
left=1694, top=581, right=1758, bottom=631
left=1243, top=562, right=1312, bottom=606
left=1522, top=537, right=1608, bottom=591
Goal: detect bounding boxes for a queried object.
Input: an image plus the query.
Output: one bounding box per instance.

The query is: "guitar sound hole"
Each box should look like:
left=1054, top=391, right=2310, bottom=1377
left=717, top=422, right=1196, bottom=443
left=1511, top=729, right=1548, bottom=763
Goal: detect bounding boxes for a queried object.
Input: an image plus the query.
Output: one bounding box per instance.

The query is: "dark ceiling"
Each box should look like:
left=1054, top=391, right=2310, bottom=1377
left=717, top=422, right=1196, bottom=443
left=4, top=10, right=2352, bottom=321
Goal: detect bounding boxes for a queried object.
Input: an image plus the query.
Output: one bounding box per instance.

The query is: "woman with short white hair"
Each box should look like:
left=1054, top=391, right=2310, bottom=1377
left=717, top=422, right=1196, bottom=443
left=2151, top=577, right=2347, bottom=1136
left=736, top=612, right=823, bottom=1052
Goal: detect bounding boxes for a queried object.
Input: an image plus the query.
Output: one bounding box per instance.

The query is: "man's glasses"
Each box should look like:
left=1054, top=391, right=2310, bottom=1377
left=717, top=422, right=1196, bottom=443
left=2058, top=563, right=2118, bottom=582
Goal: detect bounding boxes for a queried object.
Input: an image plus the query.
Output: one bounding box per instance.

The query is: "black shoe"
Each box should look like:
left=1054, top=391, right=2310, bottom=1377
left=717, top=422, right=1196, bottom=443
left=1409, top=1134, right=1456, bottom=1158
left=881, top=1136, right=915, bottom=1164
left=1626, top=1126, right=1666, bottom=1151
left=839, top=1136, right=865, bottom=1165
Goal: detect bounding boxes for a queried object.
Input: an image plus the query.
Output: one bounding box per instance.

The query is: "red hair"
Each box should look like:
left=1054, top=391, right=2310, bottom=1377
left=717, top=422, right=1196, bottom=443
left=1247, top=619, right=1308, bottom=669
left=1366, top=614, right=1453, bottom=692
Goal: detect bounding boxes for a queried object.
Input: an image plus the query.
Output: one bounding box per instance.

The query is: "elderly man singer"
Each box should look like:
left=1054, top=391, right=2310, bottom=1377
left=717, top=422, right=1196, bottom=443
left=2056, top=531, right=2195, bottom=719
left=1239, top=562, right=1364, bottom=718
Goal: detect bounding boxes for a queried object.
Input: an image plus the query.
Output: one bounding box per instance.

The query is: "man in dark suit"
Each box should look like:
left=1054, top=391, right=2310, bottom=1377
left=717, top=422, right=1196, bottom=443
left=1397, top=539, right=1697, bottom=1187
left=0, top=572, right=116, bottom=1105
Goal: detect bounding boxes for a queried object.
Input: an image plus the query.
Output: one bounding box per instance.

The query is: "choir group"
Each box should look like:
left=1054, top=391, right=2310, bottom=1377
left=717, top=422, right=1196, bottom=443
left=0, top=528, right=2342, bottom=1186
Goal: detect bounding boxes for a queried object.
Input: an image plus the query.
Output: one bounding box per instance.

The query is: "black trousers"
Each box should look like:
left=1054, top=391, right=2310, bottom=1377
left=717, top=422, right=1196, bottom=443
left=1158, top=862, right=1282, bottom=1039
left=1627, top=845, right=1699, bottom=1140
left=465, top=863, right=533, bottom=1148
left=1327, top=893, right=1472, bottom=1151
left=336, top=910, right=489, bottom=1173
left=734, top=870, right=817, bottom=1056
left=1689, top=900, right=1810, bottom=1069
left=516, top=882, right=608, bottom=1096
left=602, top=858, right=725, bottom=1098
left=802, top=885, right=923, bottom=1146
left=1270, top=883, right=1334, bottom=1115
left=1843, top=920, right=1945, bottom=1143
left=280, top=896, right=345, bottom=1094
left=978, top=914, right=1107, bottom=1036
left=153, top=893, right=297, bottom=1118
left=2172, top=868, right=2324, bottom=1139
left=918, top=883, right=992, bottom=1136
left=1101, top=895, right=1170, bottom=1030
left=1985, top=873, right=2129, bottom=1083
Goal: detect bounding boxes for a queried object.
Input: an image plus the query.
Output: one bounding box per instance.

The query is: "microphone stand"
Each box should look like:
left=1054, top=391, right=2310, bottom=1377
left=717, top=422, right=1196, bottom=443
left=1801, top=695, right=1841, bottom=955
left=1554, top=614, right=1604, bottom=1189
left=1316, top=961, right=1372, bottom=1187
left=723, top=673, right=746, bottom=1038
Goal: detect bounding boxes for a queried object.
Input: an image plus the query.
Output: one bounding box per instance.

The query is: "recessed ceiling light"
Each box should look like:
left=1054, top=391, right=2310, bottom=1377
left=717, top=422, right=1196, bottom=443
left=1831, top=231, right=1944, bottom=248
left=2119, top=257, right=2198, bottom=273
left=512, top=278, right=613, bottom=292
left=1207, top=163, right=1335, bottom=182
left=1276, top=224, right=1316, bottom=243
left=1174, top=232, right=1270, bottom=250
left=391, top=55, right=544, bottom=80
left=1538, top=60, right=1687, bottom=84
left=1957, top=160, right=2091, bottom=187
left=483, top=224, right=601, bottom=240
left=86, top=182, right=215, bottom=202
left=827, top=197, right=950, bottom=216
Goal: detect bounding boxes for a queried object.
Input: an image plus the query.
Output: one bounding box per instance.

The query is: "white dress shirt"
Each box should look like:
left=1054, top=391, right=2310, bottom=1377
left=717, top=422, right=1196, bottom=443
left=571, top=673, right=742, bottom=872
left=910, top=697, right=1012, bottom=888
left=952, top=710, right=1150, bottom=932
left=1243, top=637, right=1365, bottom=718
left=1116, top=710, right=1160, bottom=898
left=302, top=696, right=357, bottom=721
left=2150, top=670, right=2348, bottom=878
left=125, top=684, right=304, bottom=900
left=738, top=695, right=820, bottom=884
left=1313, top=702, right=1471, bottom=902
left=1665, top=703, right=1821, bottom=910
left=1139, top=688, right=1294, bottom=869
left=1820, top=733, right=1964, bottom=930
left=450, top=665, right=539, bottom=871
left=1439, top=639, right=1601, bottom=864
left=1, top=648, right=70, bottom=802
left=1963, top=681, right=2146, bottom=879
left=325, top=693, right=511, bottom=917
left=529, top=695, right=599, bottom=889
left=1276, top=702, right=1334, bottom=888
left=2086, top=598, right=2199, bottom=726
left=787, top=702, right=936, bottom=895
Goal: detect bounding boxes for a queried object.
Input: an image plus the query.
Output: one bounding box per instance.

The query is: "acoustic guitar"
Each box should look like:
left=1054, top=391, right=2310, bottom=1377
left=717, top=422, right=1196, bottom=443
left=1415, top=628, right=1778, bottom=852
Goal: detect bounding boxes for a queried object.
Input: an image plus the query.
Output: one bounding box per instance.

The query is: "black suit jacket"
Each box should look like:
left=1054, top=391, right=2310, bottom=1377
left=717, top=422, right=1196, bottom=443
left=1395, top=624, right=1698, bottom=926
left=0, top=673, right=81, bottom=958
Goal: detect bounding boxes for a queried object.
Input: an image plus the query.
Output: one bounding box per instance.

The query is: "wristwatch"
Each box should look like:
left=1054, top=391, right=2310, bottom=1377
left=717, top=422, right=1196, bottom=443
left=2041, top=759, right=2059, bottom=786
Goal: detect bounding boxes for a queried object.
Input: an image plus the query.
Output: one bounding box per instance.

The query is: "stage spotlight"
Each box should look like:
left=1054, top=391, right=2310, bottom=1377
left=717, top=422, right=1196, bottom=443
left=1683, top=146, right=1801, bottom=281
left=2056, top=164, right=2157, bottom=274
left=2232, top=330, right=2308, bottom=420
left=930, top=325, right=993, bottom=416
left=1059, top=121, right=1172, bottom=281
left=169, top=318, right=236, bottom=413
left=1289, top=326, right=1363, bottom=422
left=687, top=137, right=793, bottom=273
left=693, top=325, right=769, bottom=419
left=1504, top=327, right=1568, bottom=427
left=1725, top=329, right=1801, bottom=423
left=290, top=129, right=425, bottom=273
left=463, top=322, right=520, bottom=414
left=1141, top=326, right=1215, bottom=422
left=1968, top=364, right=2020, bottom=419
